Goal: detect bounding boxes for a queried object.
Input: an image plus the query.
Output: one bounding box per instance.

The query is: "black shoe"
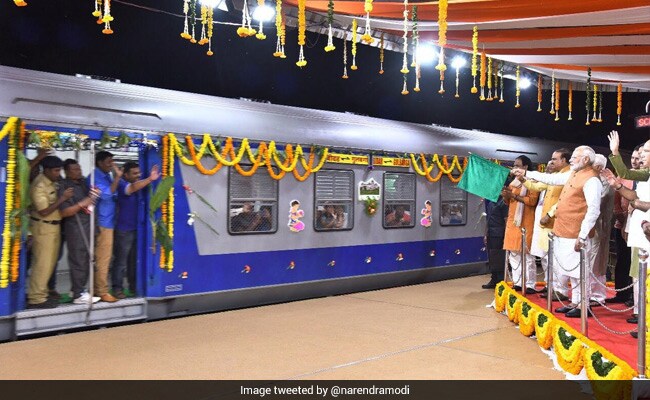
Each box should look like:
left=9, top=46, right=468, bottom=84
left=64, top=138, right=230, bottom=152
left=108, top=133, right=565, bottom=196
left=48, top=290, right=61, bottom=301
left=541, top=291, right=569, bottom=301
left=566, top=308, right=592, bottom=318
left=627, top=315, right=638, bottom=324
left=26, top=298, right=58, bottom=309
left=538, top=287, right=548, bottom=294
left=513, top=286, right=522, bottom=291
left=556, top=306, right=575, bottom=314
left=631, top=331, right=638, bottom=339
left=605, top=297, right=627, bottom=304
left=625, top=299, right=634, bottom=307
left=482, top=282, right=497, bottom=289
left=525, top=288, right=537, bottom=295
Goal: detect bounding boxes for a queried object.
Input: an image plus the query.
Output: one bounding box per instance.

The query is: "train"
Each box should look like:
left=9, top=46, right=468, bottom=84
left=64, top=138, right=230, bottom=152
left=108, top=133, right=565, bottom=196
left=0, top=65, right=574, bottom=341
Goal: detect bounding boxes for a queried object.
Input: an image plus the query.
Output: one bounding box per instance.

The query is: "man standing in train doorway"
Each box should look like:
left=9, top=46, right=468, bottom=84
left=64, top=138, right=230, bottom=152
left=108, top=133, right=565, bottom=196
left=112, top=162, right=160, bottom=298
left=91, top=151, right=120, bottom=303
left=501, top=156, right=540, bottom=294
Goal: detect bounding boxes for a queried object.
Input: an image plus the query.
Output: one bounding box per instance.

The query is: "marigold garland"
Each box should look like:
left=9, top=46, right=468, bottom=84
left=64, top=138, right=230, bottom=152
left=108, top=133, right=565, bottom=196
left=536, top=74, right=542, bottom=111
left=498, top=64, right=504, bottom=103
left=454, top=59, right=461, bottom=98
left=506, top=293, right=521, bottom=324
left=515, top=65, right=521, bottom=108
left=494, top=282, right=509, bottom=312
left=592, top=84, right=598, bottom=122
left=493, top=62, right=499, bottom=100
left=597, top=84, right=603, bottom=122
left=199, top=5, right=208, bottom=44
left=14, top=0, right=28, bottom=6
left=471, top=26, right=478, bottom=94
left=362, top=0, right=374, bottom=44
left=435, top=0, right=447, bottom=72
left=409, top=154, right=467, bottom=183
left=324, top=0, right=335, bottom=52
left=438, top=66, right=445, bottom=94
left=518, top=301, right=536, bottom=336
left=479, top=51, right=486, bottom=100
left=400, top=0, right=409, bottom=74
left=167, top=133, right=175, bottom=272
left=554, top=79, right=560, bottom=121
left=0, top=118, right=19, bottom=288
left=296, top=0, right=307, bottom=67
left=616, top=83, right=622, bottom=126
left=568, top=81, right=573, bottom=120
left=553, top=325, right=585, bottom=375
left=255, top=0, right=267, bottom=40
left=237, top=0, right=257, bottom=37
left=401, top=75, right=409, bottom=95
left=342, top=37, right=349, bottom=79
left=586, top=67, right=592, bottom=125
left=160, top=135, right=169, bottom=270
left=101, top=0, right=114, bottom=34
left=585, top=348, right=635, bottom=383
left=206, top=7, right=214, bottom=56
left=274, top=0, right=286, bottom=57
left=181, top=0, right=191, bottom=39
left=410, top=5, right=418, bottom=68
left=550, top=72, right=556, bottom=115
left=351, top=19, right=358, bottom=71
left=379, top=33, right=384, bottom=75
left=535, top=310, right=555, bottom=350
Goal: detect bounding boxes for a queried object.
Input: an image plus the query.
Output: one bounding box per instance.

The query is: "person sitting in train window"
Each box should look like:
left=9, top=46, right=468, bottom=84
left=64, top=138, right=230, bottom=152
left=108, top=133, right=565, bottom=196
left=440, top=204, right=452, bottom=225
left=112, top=161, right=160, bottom=299
left=385, top=205, right=412, bottom=226
left=231, top=202, right=261, bottom=232
left=317, top=203, right=338, bottom=229
left=256, top=206, right=273, bottom=232
left=27, top=156, right=73, bottom=309
left=334, top=205, right=347, bottom=229
left=449, top=205, right=464, bottom=224
left=59, top=159, right=101, bottom=305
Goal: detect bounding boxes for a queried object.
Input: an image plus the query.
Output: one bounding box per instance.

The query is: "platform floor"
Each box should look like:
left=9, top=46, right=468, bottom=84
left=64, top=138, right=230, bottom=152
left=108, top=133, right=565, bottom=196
left=0, top=275, right=567, bottom=380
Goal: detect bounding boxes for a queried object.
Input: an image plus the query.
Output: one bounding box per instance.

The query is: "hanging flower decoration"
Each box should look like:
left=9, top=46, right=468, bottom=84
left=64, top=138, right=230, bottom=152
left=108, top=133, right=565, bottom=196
left=237, top=0, right=256, bottom=37
left=181, top=0, right=192, bottom=39
left=410, top=5, right=418, bottom=68
left=438, top=68, right=445, bottom=94
left=255, top=0, right=267, bottom=40
left=400, top=0, right=409, bottom=74
left=554, top=79, right=560, bottom=121
left=362, top=0, right=374, bottom=44
left=364, top=198, right=378, bottom=216
left=93, top=0, right=103, bottom=17
left=486, top=57, right=493, bottom=101
left=567, top=81, right=573, bottom=120
left=274, top=0, right=286, bottom=57
left=454, top=57, right=462, bottom=98
left=471, top=26, right=478, bottom=94
left=190, top=0, right=198, bottom=43
left=296, top=0, right=307, bottom=67
left=585, top=67, right=592, bottom=125
left=198, top=5, right=208, bottom=44
left=616, top=83, right=622, bottom=126
left=342, top=37, right=349, bottom=79
left=99, top=0, right=114, bottom=34
left=499, top=64, right=504, bottom=103
left=409, top=153, right=467, bottom=183
left=435, top=0, right=447, bottom=72
left=14, top=0, right=27, bottom=6
left=597, top=85, right=603, bottom=122
left=550, top=72, right=555, bottom=114
left=515, top=65, right=521, bottom=108
left=415, top=64, right=421, bottom=92
left=592, top=84, right=598, bottom=122
left=401, top=75, right=409, bottom=95
left=537, top=74, right=542, bottom=111
left=379, top=32, right=384, bottom=74
left=493, top=61, right=499, bottom=100
left=479, top=51, right=486, bottom=100
left=351, top=19, right=358, bottom=70
left=206, top=6, right=214, bottom=55
left=324, top=0, right=335, bottom=52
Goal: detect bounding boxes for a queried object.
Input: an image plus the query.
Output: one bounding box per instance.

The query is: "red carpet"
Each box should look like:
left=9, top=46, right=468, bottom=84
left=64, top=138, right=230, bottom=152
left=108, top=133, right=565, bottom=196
left=525, top=285, right=639, bottom=371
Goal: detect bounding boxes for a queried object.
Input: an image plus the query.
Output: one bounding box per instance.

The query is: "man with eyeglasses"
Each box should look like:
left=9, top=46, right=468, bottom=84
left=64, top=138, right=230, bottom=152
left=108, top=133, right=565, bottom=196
left=513, top=146, right=601, bottom=318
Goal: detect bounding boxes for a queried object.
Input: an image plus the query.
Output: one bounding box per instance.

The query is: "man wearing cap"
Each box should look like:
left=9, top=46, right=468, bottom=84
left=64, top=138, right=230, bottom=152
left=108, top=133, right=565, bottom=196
left=27, top=156, right=73, bottom=308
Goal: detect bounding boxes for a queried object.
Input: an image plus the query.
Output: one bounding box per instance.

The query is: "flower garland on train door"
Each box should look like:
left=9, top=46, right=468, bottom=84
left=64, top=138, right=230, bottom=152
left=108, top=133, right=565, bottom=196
left=159, top=136, right=175, bottom=272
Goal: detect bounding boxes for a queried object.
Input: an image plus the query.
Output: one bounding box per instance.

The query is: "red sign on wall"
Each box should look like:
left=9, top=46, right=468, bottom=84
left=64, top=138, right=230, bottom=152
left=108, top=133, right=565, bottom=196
left=636, top=115, right=650, bottom=128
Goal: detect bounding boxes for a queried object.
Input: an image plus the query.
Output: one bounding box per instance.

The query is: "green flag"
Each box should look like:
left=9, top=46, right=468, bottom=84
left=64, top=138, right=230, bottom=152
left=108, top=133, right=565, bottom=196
left=457, top=154, right=510, bottom=202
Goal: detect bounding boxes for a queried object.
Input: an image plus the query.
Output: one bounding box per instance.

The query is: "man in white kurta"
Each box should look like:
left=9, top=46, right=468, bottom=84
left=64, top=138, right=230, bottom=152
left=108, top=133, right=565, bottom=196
left=514, top=146, right=602, bottom=318
left=590, top=154, right=615, bottom=304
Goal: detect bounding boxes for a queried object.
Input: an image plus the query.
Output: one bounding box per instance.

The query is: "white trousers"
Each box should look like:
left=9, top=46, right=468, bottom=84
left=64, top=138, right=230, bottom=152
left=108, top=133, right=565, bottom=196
left=634, top=278, right=639, bottom=314
left=509, top=251, right=537, bottom=289
left=590, top=274, right=607, bottom=303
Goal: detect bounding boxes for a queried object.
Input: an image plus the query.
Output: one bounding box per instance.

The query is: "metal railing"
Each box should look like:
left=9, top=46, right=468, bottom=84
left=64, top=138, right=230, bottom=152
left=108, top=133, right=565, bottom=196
left=521, top=228, right=527, bottom=298
left=638, top=249, right=648, bottom=378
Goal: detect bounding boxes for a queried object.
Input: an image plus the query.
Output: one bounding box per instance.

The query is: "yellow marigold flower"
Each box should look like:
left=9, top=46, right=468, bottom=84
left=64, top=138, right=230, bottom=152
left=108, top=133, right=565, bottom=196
left=361, top=34, right=374, bottom=44
left=92, top=10, right=102, bottom=17
left=180, top=32, right=191, bottom=39
left=206, top=50, right=214, bottom=56
left=486, top=97, right=493, bottom=102
left=436, top=64, right=447, bottom=72
left=190, top=38, right=197, bottom=44
left=414, top=87, right=421, bottom=92
left=350, top=65, right=358, bottom=71
left=379, top=70, right=384, bottom=75
left=342, top=75, right=348, bottom=79
left=14, top=0, right=27, bottom=6
left=102, top=15, right=114, bottom=23
left=400, top=68, right=409, bottom=74
left=499, top=99, right=504, bottom=103
left=296, top=60, right=307, bottom=67
left=248, top=28, right=257, bottom=36
left=198, top=38, right=208, bottom=45
left=273, top=52, right=282, bottom=57
left=256, top=33, right=266, bottom=40
left=401, top=90, right=409, bottom=95
left=280, top=53, right=286, bottom=59
left=454, top=94, right=460, bottom=98
left=102, top=28, right=114, bottom=35
left=471, top=87, right=478, bottom=94
left=324, top=45, right=336, bottom=52
left=438, top=89, right=445, bottom=94
left=515, top=104, right=521, bottom=109
left=96, top=18, right=104, bottom=25
left=237, top=27, right=248, bottom=37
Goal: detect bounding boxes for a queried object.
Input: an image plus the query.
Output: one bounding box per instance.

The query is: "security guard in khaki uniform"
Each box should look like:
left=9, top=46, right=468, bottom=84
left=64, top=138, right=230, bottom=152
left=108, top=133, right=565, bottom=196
left=27, top=156, right=73, bottom=308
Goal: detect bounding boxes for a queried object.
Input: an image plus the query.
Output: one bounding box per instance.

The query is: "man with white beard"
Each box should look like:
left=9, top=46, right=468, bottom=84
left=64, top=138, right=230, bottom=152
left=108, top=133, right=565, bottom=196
left=590, top=154, right=615, bottom=306
left=513, top=146, right=601, bottom=318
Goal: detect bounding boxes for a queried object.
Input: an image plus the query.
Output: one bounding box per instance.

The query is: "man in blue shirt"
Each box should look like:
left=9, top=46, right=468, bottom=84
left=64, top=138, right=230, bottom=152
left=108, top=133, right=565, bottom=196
left=112, top=161, right=160, bottom=298
left=89, top=151, right=121, bottom=303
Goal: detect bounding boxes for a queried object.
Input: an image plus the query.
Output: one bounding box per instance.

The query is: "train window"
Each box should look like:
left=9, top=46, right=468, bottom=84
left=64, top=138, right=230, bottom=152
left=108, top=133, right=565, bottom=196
left=382, top=172, right=416, bottom=229
left=314, top=169, right=354, bottom=231
left=440, top=173, right=468, bottom=226
left=228, top=166, right=278, bottom=234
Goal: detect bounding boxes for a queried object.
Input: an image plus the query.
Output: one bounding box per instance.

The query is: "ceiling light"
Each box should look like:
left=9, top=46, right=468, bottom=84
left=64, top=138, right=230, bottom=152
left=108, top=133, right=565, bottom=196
left=253, top=4, right=275, bottom=22
left=200, top=0, right=228, bottom=11
left=451, top=56, right=466, bottom=69
left=519, top=78, right=532, bottom=89
left=416, top=45, right=438, bottom=64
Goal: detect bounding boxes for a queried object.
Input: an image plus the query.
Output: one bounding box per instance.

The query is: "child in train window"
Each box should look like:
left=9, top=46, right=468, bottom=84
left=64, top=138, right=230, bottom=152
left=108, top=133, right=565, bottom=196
left=385, top=205, right=412, bottom=227
left=317, top=203, right=338, bottom=230
left=231, top=202, right=261, bottom=232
